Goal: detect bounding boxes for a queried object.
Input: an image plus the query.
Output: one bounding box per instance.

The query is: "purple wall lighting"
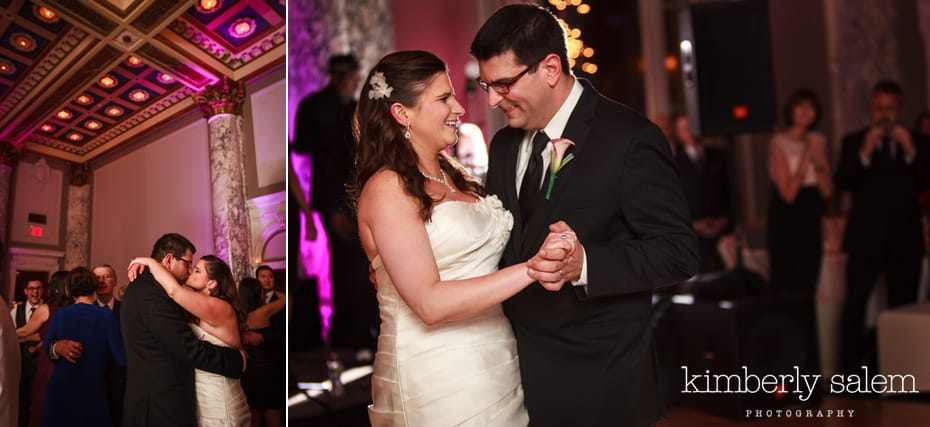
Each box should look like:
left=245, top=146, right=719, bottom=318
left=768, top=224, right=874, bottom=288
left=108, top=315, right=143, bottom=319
left=291, top=151, right=332, bottom=341
left=288, top=0, right=332, bottom=343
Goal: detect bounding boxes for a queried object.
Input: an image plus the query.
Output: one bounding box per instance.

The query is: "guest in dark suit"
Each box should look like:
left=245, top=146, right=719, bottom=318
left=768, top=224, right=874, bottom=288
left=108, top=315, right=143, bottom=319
left=471, top=5, right=699, bottom=426
left=836, top=80, right=930, bottom=374
left=11, top=279, right=43, bottom=427
left=120, top=233, right=244, bottom=427
left=93, top=264, right=125, bottom=427
left=294, top=54, right=379, bottom=354
left=671, top=113, right=731, bottom=273
left=42, top=267, right=125, bottom=427
left=241, top=265, right=285, bottom=427
left=22, top=270, right=69, bottom=427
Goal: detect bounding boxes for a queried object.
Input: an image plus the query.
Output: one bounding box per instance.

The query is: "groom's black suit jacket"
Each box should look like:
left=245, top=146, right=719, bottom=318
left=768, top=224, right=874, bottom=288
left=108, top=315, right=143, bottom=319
left=486, top=80, right=698, bottom=427
left=120, top=269, right=242, bottom=427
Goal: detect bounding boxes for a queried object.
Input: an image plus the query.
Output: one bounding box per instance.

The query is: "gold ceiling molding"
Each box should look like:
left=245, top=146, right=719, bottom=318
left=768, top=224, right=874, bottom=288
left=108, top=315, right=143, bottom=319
left=27, top=85, right=194, bottom=157
left=0, top=28, right=87, bottom=124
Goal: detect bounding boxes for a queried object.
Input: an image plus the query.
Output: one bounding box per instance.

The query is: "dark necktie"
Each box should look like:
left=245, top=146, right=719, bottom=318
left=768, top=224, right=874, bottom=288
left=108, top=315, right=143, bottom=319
left=880, top=137, right=893, bottom=161
left=519, top=131, right=549, bottom=222
left=29, top=306, right=35, bottom=321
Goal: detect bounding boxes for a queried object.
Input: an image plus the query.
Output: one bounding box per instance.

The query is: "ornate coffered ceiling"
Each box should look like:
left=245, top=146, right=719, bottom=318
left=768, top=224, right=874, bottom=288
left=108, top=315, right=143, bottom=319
left=0, top=0, right=286, bottom=162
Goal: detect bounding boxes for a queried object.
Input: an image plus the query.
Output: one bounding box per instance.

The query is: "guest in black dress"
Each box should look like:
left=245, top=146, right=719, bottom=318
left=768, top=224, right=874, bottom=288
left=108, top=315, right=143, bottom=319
left=767, top=89, right=833, bottom=294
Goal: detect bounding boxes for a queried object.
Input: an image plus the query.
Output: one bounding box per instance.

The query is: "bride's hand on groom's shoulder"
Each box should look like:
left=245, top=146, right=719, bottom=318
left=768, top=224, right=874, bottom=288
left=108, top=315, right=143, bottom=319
left=127, top=257, right=152, bottom=282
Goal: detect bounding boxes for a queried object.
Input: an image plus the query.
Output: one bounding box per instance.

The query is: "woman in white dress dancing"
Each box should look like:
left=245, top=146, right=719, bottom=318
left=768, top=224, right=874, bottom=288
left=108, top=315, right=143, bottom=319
left=129, top=255, right=251, bottom=426
left=355, top=50, right=573, bottom=426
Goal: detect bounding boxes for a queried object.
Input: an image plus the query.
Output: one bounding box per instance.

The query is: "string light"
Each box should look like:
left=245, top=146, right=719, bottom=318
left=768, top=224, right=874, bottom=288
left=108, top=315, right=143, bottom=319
left=548, top=1, right=597, bottom=75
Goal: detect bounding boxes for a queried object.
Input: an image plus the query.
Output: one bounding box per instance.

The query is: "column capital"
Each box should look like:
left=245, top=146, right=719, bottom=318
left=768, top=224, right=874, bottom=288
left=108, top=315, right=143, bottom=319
left=194, top=76, right=246, bottom=119
left=69, top=161, right=90, bottom=186
left=0, top=141, right=19, bottom=169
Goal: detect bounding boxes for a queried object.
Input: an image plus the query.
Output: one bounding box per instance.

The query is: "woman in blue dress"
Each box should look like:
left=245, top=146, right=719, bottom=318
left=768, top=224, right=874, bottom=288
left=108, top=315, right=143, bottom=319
left=42, top=267, right=126, bottom=426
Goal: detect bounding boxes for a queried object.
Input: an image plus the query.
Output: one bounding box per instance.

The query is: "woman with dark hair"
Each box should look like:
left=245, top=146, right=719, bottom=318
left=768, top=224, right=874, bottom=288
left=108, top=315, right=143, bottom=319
left=18, top=270, right=69, bottom=427
left=128, top=255, right=250, bottom=426
left=767, top=89, right=833, bottom=294
left=41, top=267, right=125, bottom=427
left=355, top=50, right=571, bottom=425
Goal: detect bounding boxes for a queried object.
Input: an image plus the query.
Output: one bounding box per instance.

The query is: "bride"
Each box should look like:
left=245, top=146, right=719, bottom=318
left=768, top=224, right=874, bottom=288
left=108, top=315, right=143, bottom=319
left=129, top=255, right=250, bottom=427
left=355, top=50, right=573, bottom=426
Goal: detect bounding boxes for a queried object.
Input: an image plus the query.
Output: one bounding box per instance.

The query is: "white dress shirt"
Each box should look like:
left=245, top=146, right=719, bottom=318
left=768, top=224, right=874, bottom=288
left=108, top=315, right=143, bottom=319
left=514, top=78, right=590, bottom=289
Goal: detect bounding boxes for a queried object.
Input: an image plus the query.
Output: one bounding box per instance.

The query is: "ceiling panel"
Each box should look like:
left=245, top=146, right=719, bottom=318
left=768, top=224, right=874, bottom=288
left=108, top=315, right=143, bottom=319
left=0, top=0, right=285, bottom=162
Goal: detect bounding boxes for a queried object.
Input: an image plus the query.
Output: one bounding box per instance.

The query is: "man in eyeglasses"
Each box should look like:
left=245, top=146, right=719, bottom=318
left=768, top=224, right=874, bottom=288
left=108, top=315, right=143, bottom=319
left=94, top=264, right=125, bottom=426
left=470, top=4, right=698, bottom=426
left=836, top=80, right=930, bottom=377
left=11, top=279, right=43, bottom=427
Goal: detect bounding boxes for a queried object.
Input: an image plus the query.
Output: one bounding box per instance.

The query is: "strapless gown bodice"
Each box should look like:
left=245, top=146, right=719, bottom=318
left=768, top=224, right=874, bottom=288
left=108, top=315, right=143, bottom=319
left=190, top=323, right=250, bottom=427
left=368, top=195, right=528, bottom=426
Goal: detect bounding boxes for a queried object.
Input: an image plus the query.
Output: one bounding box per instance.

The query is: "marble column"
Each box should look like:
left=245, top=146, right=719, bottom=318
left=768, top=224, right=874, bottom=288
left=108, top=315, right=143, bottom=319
left=0, top=141, right=18, bottom=248
left=64, top=162, right=90, bottom=270
left=194, top=77, right=253, bottom=283
left=823, top=0, right=901, bottom=139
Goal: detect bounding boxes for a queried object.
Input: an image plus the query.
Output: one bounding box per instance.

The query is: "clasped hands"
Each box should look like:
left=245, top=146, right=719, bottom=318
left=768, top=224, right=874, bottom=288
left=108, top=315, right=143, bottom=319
left=863, top=125, right=915, bottom=159
left=527, top=221, right=583, bottom=291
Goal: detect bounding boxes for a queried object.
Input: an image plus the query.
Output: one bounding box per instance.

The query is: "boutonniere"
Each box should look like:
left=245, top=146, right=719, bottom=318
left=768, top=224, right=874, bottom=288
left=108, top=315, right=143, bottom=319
left=545, top=138, right=575, bottom=200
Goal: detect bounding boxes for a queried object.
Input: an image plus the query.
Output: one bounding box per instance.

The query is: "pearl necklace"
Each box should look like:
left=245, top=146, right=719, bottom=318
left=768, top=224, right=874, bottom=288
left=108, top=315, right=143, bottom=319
left=420, top=169, right=456, bottom=192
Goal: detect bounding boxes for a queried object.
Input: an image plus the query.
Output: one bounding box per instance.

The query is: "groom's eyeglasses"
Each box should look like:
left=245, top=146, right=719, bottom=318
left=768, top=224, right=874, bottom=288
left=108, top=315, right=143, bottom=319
left=174, top=256, right=193, bottom=269
left=476, top=56, right=546, bottom=95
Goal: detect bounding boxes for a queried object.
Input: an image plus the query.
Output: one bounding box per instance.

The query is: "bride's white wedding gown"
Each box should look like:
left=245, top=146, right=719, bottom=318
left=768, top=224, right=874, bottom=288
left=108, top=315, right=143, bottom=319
left=368, top=195, right=529, bottom=426
left=190, top=323, right=251, bottom=427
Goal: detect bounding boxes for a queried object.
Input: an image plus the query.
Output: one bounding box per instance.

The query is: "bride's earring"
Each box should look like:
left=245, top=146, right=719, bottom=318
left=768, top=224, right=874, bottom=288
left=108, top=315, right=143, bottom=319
left=404, top=125, right=411, bottom=140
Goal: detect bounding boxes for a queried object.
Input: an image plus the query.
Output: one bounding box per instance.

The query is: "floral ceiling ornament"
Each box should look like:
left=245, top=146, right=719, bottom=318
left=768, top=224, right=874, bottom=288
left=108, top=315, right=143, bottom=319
left=194, top=76, right=246, bottom=118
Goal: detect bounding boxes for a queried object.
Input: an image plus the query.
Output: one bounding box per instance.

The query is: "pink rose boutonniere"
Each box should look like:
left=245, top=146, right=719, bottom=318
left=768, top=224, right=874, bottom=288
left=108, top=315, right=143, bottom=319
left=545, top=138, right=575, bottom=200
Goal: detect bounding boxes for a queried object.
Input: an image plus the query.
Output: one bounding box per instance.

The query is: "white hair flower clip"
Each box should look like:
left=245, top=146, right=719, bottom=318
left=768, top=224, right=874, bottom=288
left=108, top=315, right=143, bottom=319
left=368, top=72, right=393, bottom=100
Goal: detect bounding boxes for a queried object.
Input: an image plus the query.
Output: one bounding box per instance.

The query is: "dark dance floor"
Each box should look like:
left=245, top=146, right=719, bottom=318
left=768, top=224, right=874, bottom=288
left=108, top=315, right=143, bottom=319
left=288, top=348, right=930, bottom=426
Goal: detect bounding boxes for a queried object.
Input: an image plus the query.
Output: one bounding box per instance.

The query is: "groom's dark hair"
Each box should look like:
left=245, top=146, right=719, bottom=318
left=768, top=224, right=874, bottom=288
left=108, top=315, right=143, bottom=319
left=470, top=4, right=571, bottom=76
left=151, top=233, right=196, bottom=261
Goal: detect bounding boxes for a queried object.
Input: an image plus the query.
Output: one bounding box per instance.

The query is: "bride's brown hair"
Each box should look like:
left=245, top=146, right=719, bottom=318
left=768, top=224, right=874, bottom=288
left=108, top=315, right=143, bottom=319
left=200, top=255, right=247, bottom=334
left=352, top=50, right=485, bottom=220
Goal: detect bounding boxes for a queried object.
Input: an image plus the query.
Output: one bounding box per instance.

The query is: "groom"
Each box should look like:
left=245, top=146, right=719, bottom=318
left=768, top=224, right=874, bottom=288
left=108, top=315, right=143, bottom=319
left=471, top=5, right=698, bottom=426
left=121, top=233, right=244, bottom=426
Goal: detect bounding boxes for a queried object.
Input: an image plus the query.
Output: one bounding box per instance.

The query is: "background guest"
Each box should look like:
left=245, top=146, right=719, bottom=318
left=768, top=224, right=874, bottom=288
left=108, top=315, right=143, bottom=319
left=93, top=264, right=125, bottom=427
left=10, top=279, right=44, bottom=427
left=42, top=267, right=125, bottom=427
left=454, top=122, right=490, bottom=183
left=294, top=53, right=379, bottom=355
left=0, top=294, right=20, bottom=427
left=835, top=80, right=930, bottom=375
left=671, top=113, right=731, bottom=273
left=22, top=270, right=69, bottom=427
left=767, top=89, right=833, bottom=294
left=241, top=266, right=285, bottom=427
